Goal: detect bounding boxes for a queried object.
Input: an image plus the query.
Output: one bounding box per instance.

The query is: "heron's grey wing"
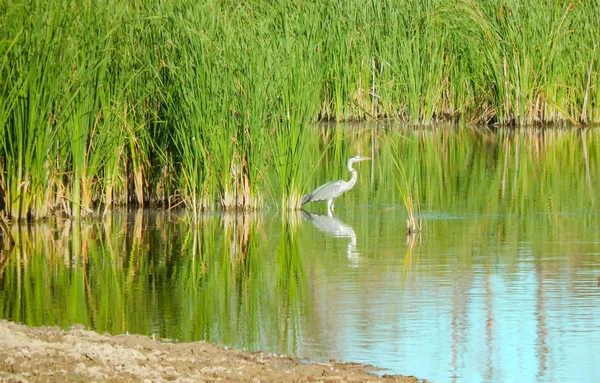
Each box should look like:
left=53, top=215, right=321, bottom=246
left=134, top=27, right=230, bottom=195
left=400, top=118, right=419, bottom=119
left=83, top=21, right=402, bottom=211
left=302, top=179, right=347, bottom=204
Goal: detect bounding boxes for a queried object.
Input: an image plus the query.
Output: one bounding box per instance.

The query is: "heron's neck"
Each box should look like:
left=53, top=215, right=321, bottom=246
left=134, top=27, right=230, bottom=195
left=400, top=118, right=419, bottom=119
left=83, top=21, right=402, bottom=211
left=347, top=161, right=356, bottom=173
left=347, top=168, right=358, bottom=188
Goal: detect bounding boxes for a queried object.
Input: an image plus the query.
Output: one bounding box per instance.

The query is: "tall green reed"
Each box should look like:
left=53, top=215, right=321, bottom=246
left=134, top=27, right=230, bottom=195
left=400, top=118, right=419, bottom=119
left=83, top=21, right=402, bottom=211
left=167, top=1, right=280, bottom=215
left=0, top=1, right=68, bottom=219
left=390, top=137, right=423, bottom=234
left=444, top=0, right=599, bottom=124
left=2, top=0, right=600, bottom=220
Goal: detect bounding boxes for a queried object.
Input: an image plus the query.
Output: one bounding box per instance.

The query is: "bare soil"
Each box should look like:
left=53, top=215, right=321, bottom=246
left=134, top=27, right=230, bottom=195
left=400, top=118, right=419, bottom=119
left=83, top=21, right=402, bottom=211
left=0, top=320, right=426, bottom=383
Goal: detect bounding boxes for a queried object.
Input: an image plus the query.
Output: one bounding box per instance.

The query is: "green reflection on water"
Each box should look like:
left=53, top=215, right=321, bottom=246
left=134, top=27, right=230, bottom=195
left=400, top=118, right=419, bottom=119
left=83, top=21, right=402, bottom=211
left=0, top=127, right=599, bottom=361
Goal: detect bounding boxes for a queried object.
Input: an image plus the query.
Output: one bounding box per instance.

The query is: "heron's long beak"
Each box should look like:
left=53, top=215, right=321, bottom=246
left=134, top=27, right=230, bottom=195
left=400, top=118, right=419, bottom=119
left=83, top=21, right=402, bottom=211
left=357, top=156, right=371, bottom=161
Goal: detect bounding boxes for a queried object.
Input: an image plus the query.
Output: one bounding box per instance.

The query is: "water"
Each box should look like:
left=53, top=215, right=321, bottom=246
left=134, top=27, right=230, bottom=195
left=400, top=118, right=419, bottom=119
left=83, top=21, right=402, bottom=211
left=1, top=128, right=600, bottom=383
left=297, top=207, right=600, bottom=383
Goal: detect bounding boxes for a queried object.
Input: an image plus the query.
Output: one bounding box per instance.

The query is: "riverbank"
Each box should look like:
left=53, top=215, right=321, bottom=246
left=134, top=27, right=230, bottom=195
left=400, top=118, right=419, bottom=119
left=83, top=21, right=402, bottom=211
left=0, top=320, right=424, bottom=383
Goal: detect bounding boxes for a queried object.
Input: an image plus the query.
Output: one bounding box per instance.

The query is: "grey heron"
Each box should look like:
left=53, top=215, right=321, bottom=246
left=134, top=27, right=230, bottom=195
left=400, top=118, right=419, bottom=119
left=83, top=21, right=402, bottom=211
left=300, top=155, right=371, bottom=213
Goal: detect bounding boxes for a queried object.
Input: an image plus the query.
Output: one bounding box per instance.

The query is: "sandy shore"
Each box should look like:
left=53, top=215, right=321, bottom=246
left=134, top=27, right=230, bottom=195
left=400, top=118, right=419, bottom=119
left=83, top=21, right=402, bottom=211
left=0, top=320, right=426, bottom=382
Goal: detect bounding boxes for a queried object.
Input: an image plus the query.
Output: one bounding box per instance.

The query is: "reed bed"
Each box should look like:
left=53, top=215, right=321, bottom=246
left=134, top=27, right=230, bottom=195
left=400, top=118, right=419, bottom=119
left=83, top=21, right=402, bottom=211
left=1, top=0, right=599, bottom=220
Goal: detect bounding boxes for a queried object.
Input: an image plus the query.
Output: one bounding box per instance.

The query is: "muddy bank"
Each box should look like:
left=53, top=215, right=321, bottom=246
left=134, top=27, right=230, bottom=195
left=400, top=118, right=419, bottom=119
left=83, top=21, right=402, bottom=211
left=0, top=320, right=425, bottom=382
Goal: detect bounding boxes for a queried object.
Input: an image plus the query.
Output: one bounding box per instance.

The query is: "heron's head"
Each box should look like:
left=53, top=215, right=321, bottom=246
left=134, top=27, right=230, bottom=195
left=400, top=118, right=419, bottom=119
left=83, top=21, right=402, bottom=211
left=349, top=155, right=371, bottom=163
left=347, top=155, right=371, bottom=170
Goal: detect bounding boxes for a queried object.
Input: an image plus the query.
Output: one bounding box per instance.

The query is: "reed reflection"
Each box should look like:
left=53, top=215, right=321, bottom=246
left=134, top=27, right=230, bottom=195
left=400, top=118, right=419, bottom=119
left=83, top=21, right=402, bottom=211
left=0, top=211, right=317, bottom=356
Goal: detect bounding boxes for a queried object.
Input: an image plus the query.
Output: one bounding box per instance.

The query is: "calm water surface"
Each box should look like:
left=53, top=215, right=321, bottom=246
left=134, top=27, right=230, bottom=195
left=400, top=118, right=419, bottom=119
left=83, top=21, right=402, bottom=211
left=1, top=128, right=599, bottom=383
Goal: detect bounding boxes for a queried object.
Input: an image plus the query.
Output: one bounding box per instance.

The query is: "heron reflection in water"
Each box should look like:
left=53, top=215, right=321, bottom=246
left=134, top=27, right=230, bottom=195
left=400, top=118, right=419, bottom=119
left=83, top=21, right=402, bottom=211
left=301, top=155, right=371, bottom=214
left=301, top=211, right=359, bottom=265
